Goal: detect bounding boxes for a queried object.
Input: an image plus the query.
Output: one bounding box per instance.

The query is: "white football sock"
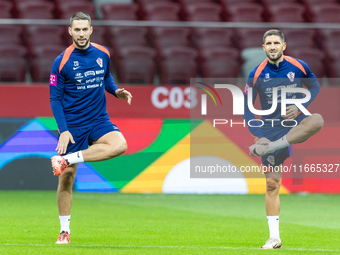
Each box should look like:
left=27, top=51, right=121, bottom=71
left=267, top=216, right=280, bottom=241
left=59, top=215, right=71, bottom=234
left=63, top=151, right=84, bottom=165
left=268, top=135, right=290, bottom=152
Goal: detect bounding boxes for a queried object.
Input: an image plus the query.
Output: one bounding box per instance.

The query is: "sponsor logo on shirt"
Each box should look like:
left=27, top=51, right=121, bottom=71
left=84, top=71, right=95, bottom=77
left=49, top=74, right=57, bottom=86
left=96, top=58, right=103, bottom=68
left=96, top=69, right=104, bottom=75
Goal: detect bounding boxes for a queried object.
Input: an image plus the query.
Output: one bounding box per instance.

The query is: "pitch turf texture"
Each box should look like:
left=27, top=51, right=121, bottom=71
left=0, top=192, right=339, bottom=255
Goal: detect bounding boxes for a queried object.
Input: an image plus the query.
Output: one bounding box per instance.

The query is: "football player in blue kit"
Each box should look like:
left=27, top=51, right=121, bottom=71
left=243, top=29, right=324, bottom=249
left=49, top=12, right=132, bottom=244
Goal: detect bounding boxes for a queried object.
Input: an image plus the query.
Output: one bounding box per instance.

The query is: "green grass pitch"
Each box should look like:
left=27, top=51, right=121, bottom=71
left=0, top=191, right=339, bottom=255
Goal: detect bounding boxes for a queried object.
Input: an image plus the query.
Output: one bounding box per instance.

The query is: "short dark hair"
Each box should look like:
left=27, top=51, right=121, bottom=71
left=70, top=12, right=91, bottom=27
left=263, top=29, right=284, bottom=44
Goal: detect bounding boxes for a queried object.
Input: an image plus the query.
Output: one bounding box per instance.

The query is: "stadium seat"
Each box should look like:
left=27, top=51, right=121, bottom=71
left=266, top=3, right=306, bottom=22
left=227, top=3, right=264, bottom=22
left=159, top=46, right=197, bottom=84
left=115, top=46, right=156, bottom=84
left=89, top=25, right=106, bottom=46
left=107, top=26, right=147, bottom=51
left=24, top=25, right=65, bottom=57
left=0, top=25, right=22, bottom=45
left=200, top=47, right=240, bottom=78
left=236, top=28, right=268, bottom=50
left=30, top=44, right=65, bottom=60
left=15, top=1, right=54, bottom=19
left=142, top=2, right=180, bottom=21
left=184, top=3, right=222, bottom=22
left=218, top=0, right=256, bottom=20
left=101, top=3, right=138, bottom=20
left=56, top=2, right=96, bottom=19
left=241, top=47, right=266, bottom=78
left=0, top=1, right=12, bottom=18
left=0, top=44, right=26, bottom=58
left=326, top=49, right=340, bottom=78
left=194, top=28, right=234, bottom=52
left=280, top=28, right=316, bottom=55
left=0, top=57, right=26, bottom=82
left=30, top=57, right=57, bottom=83
left=309, top=3, right=340, bottom=23
left=289, top=48, right=325, bottom=78
left=150, top=27, right=190, bottom=52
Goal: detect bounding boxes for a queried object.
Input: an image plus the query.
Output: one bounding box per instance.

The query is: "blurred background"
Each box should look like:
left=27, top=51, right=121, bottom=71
left=0, top=0, right=340, bottom=194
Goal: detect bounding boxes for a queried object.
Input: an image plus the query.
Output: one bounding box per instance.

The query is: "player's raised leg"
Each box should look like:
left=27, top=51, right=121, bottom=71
left=261, top=170, right=282, bottom=249
left=56, top=164, right=77, bottom=244
left=250, top=113, right=324, bottom=157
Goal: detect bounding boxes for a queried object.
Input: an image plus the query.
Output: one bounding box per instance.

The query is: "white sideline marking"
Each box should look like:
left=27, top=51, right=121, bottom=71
left=0, top=243, right=339, bottom=252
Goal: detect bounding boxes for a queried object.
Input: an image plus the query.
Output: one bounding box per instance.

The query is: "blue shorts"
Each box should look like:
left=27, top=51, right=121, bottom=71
left=261, top=114, right=308, bottom=167
left=60, top=120, right=120, bottom=155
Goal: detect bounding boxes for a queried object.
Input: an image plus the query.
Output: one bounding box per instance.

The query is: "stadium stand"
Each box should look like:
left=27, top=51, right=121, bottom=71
left=159, top=46, right=197, bottom=84
left=0, top=1, right=12, bottom=18
left=0, top=0, right=337, bottom=83
left=101, top=3, right=138, bottom=20
left=115, top=46, right=156, bottom=84
left=200, top=47, right=240, bottom=79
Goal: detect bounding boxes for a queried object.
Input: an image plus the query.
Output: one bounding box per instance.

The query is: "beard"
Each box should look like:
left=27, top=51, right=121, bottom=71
left=73, top=37, right=89, bottom=49
left=266, top=50, right=283, bottom=62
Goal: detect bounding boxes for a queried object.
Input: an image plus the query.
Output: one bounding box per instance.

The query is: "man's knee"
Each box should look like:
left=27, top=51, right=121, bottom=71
left=308, top=113, right=324, bottom=133
left=59, top=168, right=76, bottom=190
left=108, top=138, right=127, bottom=158
left=266, top=178, right=281, bottom=194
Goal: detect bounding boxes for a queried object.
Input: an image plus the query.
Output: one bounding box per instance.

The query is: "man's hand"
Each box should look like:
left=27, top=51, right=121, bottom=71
left=56, top=131, right=75, bottom=155
left=282, top=105, right=299, bottom=120
left=255, top=137, right=271, bottom=145
left=116, top=88, right=133, bottom=105
left=249, top=137, right=271, bottom=156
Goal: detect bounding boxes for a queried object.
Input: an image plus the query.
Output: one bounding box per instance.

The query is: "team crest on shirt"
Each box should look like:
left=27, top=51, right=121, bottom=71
left=96, top=58, right=103, bottom=68
left=287, top=71, right=295, bottom=82
left=267, top=155, right=275, bottom=166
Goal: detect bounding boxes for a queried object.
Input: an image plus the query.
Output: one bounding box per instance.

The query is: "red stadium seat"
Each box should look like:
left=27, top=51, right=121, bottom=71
left=326, top=49, right=340, bottom=78
left=236, top=28, right=268, bottom=50
left=89, top=26, right=106, bottom=46
left=310, top=3, right=340, bottom=23
left=16, top=1, right=54, bottom=19
left=150, top=27, right=190, bottom=52
left=280, top=28, right=316, bottom=55
left=159, top=46, right=197, bottom=84
left=116, top=46, right=156, bottom=84
left=289, top=48, right=325, bottom=78
left=200, top=47, right=240, bottom=78
left=185, top=3, right=222, bottom=22
left=30, top=44, right=65, bottom=60
left=31, top=57, right=57, bottom=82
left=194, top=28, right=234, bottom=52
left=107, top=26, right=147, bottom=51
left=0, top=57, right=26, bottom=82
left=0, top=44, right=26, bottom=58
left=267, top=3, right=306, bottom=22
left=24, top=25, right=65, bottom=57
left=0, top=25, right=22, bottom=45
left=101, top=3, right=138, bottom=20
left=143, top=2, right=180, bottom=21
left=227, top=3, right=264, bottom=22
left=0, top=1, right=12, bottom=18
left=56, top=2, right=96, bottom=19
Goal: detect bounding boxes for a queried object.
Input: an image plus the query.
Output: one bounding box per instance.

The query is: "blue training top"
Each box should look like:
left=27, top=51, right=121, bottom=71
left=49, top=43, right=119, bottom=133
left=243, top=55, right=320, bottom=141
